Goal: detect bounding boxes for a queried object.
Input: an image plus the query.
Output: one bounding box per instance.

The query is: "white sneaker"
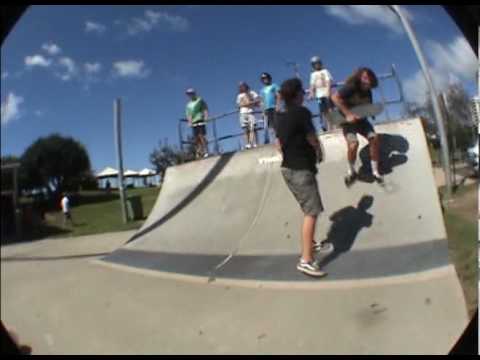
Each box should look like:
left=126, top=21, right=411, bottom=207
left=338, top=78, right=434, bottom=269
left=297, top=259, right=327, bottom=277
left=313, top=240, right=334, bottom=254
left=203, top=153, right=209, bottom=158
left=373, top=172, right=384, bottom=184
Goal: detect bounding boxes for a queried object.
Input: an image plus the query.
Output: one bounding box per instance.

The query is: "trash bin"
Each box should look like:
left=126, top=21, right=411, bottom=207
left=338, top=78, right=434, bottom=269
left=126, top=196, right=143, bottom=221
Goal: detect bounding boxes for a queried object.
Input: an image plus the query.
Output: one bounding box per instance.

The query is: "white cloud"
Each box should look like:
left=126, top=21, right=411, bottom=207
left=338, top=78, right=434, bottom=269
left=82, top=62, right=102, bottom=90
left=1, top=93, right=24, bottom=126
left=113, top=60, right=151, bottom=79
left=323, top=5, right=412, bottom=34
left=25, top=55, right=52, bottom=68
left=403, top=36, right=477, bottom=104
left=85, top=62, right=102, bottom=74
left=1, top=72, right=8, bottom=80
left=426, top=37, right=477, bottom=80
left=56, top=57, right=78, bottom=81
left=127, top=9, right=189, bottom=35
left=41, top=42, right=62, bottom=56
left=85, top=21, right=107, bottom=34
left=34, top=110, right=44, bottom=117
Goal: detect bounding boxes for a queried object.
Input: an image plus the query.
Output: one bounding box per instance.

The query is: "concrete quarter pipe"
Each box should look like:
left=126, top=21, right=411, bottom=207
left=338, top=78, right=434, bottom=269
left=99, top=118, right=469, bottom=354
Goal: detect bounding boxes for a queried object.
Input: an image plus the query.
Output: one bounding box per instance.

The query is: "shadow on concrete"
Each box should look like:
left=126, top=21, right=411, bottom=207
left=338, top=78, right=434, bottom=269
left=318, top=195, right=374, bottom=268
left=1, top=224, right=71, bottom=247
left=102, top=237, right=450, bottom=281
left=1, top=252, right=110, bottom=262
left=357, top=133, right=409, bottom=183
left=126, top=152, right=235, bottom=245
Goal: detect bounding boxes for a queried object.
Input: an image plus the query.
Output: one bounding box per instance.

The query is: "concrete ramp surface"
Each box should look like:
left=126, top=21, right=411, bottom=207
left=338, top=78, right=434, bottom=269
left=104, top=119, right=450, bottom=282
left=95, top=118, right=469, bottom=354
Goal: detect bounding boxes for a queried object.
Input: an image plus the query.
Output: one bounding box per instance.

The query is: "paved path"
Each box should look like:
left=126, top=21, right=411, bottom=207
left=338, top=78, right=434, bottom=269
left=1, top=231, right=468, bottom=355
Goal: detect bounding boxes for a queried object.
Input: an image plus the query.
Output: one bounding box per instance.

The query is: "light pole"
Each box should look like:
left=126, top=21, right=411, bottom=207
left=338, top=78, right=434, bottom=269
left=388, top=5, right=453, bottom=199
left=114, top=98, right=128, bottom=224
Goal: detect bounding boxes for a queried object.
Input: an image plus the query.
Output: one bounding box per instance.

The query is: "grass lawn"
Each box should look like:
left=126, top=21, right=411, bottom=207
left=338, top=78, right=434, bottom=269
left=23, top=187, right=161, bottom=240
left=441, top=182, right=478, bottom=318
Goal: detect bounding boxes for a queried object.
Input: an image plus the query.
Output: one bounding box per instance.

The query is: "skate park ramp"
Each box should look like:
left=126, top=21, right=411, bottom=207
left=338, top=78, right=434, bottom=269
left=103, top=118, right=454, bottom=283
left=98, top=118, right=469, bottom=353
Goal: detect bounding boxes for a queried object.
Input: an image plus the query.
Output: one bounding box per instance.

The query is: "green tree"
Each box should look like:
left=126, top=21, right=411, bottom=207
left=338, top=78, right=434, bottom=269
left=21, top=134, right=92, bottom=197
left=1, top=155, right=22, bottom=194
left=78, top=170, right=99, bottom=191
left=406, top=83, right=476, bottom=152
left=149, top=138, right=196, bottom=179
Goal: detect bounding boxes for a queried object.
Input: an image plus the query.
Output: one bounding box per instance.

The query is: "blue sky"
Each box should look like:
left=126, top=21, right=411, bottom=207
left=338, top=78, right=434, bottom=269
left=1, top=5, right=477, bottom=174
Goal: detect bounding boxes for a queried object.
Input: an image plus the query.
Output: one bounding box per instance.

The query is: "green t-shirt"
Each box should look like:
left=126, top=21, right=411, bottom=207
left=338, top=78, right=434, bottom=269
left=186, top=97, right=208, bottom=124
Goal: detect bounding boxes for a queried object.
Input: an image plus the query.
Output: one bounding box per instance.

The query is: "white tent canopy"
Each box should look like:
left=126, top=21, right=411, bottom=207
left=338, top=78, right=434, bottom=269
left=96, top=167, right=118, bottom=178
left=139, top=168, right=157, bottom=176
left=123, top=169, right=139, bottom=177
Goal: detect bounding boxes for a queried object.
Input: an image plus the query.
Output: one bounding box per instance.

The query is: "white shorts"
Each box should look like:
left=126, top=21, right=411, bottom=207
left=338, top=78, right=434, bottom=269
left=239, top=113, right=256, bottom=129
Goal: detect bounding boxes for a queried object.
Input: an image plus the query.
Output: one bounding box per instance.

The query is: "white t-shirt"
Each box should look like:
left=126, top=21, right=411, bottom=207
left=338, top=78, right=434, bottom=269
left=310, top=69, right=333, bottom=99
left=61, top=196, right=70, bottom=213
left=237, top=91, right=260, bottom=114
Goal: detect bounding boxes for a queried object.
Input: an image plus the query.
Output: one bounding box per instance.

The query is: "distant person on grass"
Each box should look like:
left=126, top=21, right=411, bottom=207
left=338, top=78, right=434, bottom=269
left=61, top=192, right=74, bottom=228
left=275, top=78, right=334, bottom=278
left=185, top=88, right=209, bottom=159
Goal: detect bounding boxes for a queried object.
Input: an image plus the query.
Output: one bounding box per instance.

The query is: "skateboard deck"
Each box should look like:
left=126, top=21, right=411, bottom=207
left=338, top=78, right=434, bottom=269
left=326, top=103, right=384, bottom=126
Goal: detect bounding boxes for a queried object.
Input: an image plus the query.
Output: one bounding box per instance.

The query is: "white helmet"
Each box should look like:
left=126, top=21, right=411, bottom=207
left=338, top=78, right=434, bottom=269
left=310, top=56, right=322, bottom=66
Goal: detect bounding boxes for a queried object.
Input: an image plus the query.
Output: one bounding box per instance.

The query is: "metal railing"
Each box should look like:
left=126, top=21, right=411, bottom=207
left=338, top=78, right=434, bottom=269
left=178, top=64, right=407, bottom=155
left=179, top=110, right=266, bottom=155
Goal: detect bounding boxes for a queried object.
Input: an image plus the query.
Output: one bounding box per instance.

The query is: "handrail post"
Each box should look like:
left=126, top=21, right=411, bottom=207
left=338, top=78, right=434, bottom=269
left=178, top=119, right=185, bottom=153
left=212, top=118, right=220, bottom=155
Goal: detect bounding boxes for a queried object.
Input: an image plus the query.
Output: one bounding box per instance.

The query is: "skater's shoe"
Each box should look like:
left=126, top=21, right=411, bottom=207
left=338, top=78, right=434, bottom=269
left=297, top=259, right=327, bottom=278
left=313, top=240, right=334, bottom=254
left=373, top=173, right=384, bottom=184
left=344, top=172, right=357, bottom=187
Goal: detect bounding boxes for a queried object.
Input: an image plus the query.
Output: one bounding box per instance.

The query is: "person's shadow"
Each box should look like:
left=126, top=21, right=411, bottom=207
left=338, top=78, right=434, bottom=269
left=357, top=134, right=409, bottom=183
left=317, top=195, right=374, bottom=267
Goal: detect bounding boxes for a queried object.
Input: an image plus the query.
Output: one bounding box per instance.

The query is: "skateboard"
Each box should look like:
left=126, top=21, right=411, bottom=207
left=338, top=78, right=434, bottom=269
left=326, top=103, right=384, bottom=126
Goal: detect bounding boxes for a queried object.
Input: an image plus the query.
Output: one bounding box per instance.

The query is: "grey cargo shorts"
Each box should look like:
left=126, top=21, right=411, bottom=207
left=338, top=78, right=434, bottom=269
left=281, top=167, right=324, bottom=216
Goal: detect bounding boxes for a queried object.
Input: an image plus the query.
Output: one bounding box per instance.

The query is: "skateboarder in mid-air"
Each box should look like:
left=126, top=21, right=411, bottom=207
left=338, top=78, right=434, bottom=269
left=330, top=67, right=383, bottom=186
left=276, top=78, right=334, bottom=278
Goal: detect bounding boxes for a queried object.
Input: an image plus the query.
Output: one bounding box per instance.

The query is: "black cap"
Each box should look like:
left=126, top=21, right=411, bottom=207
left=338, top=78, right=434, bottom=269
left=260, top=72, right=272, bottom=80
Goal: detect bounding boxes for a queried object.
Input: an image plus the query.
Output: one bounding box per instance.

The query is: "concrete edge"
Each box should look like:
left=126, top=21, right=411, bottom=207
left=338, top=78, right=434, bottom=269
left=90, top=259, right=462, bottom=292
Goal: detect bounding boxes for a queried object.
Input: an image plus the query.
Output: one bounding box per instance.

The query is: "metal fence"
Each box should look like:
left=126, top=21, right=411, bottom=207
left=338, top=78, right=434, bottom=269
left=178, top=64, right=407, bottom=156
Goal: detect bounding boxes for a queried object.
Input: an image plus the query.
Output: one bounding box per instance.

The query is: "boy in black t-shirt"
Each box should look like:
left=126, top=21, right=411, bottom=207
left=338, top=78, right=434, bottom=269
left=331, top=67, right=383, bottom=186
left=276, top=78, right=333, bottom=278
